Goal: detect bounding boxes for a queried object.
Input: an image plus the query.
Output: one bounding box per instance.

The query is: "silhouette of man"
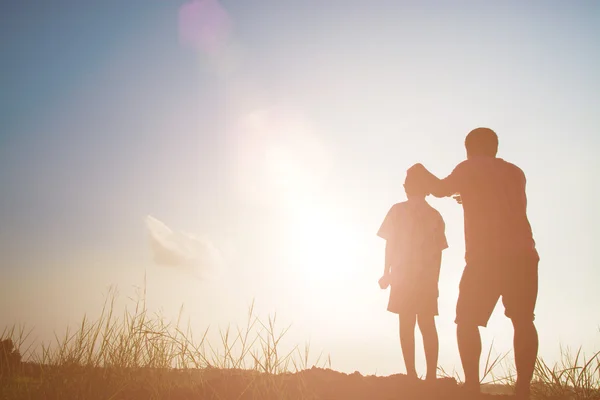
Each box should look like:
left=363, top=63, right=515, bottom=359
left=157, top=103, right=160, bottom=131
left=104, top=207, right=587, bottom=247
left=377, top=169, right=448, bottom=381
left=409, top=128, right=539, bottom=399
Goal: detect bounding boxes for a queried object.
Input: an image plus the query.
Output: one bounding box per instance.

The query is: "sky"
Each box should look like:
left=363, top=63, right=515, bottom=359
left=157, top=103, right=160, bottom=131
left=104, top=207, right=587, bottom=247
left=1, top=0, right=599, bottom=378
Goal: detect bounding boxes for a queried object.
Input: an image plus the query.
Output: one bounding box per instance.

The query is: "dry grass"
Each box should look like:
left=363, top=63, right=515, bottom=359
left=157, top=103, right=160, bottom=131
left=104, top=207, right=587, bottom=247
left=0, top=288, right=329, bottom=399
left=437, top=339, right=600, bottom=399
left=1, top=288, right=598, bottom=399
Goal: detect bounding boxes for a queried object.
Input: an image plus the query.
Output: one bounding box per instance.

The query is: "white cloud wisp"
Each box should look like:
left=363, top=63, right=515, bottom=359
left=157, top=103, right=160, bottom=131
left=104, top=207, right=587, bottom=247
left=145, top=215, right=224, bottom=280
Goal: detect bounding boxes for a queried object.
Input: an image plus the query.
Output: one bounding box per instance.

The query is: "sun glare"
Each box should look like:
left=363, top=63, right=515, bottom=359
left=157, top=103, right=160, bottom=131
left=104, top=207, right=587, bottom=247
left=232, top=107, right=370, bottom=311
left=232, top=107, right=332, bottom=208
left=284, top=205, right=364, bottom=290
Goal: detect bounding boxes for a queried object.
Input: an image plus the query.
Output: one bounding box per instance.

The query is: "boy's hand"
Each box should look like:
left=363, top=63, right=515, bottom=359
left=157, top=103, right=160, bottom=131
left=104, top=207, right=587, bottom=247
left=378, top=274, right=390, bottom=290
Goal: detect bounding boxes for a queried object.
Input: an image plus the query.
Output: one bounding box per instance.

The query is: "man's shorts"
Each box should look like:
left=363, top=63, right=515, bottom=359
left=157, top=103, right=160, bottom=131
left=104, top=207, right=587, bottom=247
left=455, top=254, right=538, bottom=327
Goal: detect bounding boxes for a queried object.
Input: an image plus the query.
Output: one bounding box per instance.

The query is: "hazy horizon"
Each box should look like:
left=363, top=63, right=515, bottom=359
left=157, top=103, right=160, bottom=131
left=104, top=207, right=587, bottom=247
left=1, top=0, right=599, bottom=377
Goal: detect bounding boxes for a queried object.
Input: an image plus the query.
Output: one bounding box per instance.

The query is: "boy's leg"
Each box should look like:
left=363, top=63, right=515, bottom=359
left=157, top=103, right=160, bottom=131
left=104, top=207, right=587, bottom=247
left=417, top=314, right=438, bottom=380
left=399, top=313, right=417, bottom=378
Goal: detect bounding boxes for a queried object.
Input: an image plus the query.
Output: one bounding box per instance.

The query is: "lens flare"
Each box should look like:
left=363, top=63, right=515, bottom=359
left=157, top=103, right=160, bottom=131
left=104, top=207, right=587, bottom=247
left=178, top=0, right=232, bottom=54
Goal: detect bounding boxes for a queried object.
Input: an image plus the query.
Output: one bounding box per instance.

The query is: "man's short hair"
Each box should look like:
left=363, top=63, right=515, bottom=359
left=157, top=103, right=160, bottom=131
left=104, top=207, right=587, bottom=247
left=465, top=127, right=498, bottom=157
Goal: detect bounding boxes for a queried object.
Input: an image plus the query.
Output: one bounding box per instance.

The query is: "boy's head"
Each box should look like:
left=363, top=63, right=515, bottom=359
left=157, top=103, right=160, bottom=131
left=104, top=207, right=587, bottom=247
left=465, top=127, right=498, bottom=158
left=404, top=169, right=430, bottom=199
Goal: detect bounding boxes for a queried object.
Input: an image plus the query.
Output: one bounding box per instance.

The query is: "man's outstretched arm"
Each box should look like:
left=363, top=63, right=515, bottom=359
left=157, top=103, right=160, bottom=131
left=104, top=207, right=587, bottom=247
left=408, top=163, right=460, bottom=198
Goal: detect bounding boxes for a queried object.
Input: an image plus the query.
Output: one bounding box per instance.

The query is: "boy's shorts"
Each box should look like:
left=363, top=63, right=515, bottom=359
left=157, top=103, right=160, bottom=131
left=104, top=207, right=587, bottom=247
left=388, top=281, right=438, bottom=316
left=455, top=254, right=538, bottom=327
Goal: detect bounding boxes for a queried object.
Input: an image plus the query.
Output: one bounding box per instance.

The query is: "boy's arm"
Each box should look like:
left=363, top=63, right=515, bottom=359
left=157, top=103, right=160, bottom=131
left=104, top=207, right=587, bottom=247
left=432, top=251, right=442, bottom=283
left=384, top=241, right=393, bottom=276
left=377, top=205, right=398, bottom=276
left=378, top=243, right=393, bottom=289
left=434, top=216, right=447, bottom=282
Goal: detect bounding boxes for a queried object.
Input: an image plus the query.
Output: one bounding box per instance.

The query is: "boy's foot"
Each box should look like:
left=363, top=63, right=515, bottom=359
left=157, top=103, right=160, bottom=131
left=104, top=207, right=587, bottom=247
left=460, top=382, right=481, bottom=398
left=406, top=368, right=419, bottom=380
left=406, top=373, right=419, bottom=381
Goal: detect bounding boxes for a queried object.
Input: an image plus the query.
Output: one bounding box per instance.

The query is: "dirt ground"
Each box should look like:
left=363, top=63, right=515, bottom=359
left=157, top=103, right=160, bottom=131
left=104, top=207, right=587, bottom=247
left=122, top=367, right=514, bottom=400
left=6, top=364, right=517, bottom=399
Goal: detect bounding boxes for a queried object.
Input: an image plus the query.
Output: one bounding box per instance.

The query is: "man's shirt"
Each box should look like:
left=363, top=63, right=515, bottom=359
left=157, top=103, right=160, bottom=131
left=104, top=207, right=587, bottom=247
left=427, top=156, right=538, bottom=264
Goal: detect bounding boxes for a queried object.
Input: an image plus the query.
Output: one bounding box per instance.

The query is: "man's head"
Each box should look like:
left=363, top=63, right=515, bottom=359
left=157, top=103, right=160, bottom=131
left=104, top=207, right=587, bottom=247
left=404, top=169, right=430, bottom=199
left=465, top=127, right=498, bottom=158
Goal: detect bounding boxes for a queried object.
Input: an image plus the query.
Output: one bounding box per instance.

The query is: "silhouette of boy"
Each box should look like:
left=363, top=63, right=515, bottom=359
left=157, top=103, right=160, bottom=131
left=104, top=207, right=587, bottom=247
left=377, top=169, right=448, bottom=381
left=409, top=128, right=539, bottom=399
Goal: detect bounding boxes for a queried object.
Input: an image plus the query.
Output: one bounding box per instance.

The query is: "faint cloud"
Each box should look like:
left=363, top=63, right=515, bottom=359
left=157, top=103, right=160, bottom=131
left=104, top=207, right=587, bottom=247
left=145, top=215, right=224, bottom=280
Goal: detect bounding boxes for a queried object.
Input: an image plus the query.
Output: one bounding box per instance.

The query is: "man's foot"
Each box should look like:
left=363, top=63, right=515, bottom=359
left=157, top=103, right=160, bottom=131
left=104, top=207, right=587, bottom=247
left=514, top=382, right=531, bottom=399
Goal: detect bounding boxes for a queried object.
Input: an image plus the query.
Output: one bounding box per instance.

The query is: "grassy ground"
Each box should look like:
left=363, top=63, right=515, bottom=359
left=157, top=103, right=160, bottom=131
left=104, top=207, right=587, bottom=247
left=1, top=292, right=598, bottom=399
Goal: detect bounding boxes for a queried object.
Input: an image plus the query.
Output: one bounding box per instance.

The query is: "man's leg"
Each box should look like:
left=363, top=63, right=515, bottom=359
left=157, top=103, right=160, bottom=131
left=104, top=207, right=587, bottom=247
left=457, top=323, right=481, bottom=387
left=505, top=256, right=539, bottom=399
left=455, top=265, right=498, bottom=391
left=399, top=313, right=417, bottom=378
left=417, top=314, right=438, bottom=380
left=512, top=319, right=538, bottom=398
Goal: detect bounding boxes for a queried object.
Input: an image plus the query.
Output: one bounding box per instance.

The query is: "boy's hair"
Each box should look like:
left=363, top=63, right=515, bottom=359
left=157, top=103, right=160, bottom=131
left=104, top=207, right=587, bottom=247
left=404, top=169, right=430, bottom=197
left=465, top=127, right=498, bottom=157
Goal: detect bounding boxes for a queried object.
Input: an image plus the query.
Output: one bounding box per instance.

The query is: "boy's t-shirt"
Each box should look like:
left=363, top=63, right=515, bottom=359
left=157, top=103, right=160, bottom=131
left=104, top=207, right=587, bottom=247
left=377, top=199, right=448, bottom=286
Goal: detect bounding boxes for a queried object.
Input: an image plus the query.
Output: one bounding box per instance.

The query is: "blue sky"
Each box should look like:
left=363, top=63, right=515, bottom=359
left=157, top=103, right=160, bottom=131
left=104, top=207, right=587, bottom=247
left=1, top=0, right=599, bottom=377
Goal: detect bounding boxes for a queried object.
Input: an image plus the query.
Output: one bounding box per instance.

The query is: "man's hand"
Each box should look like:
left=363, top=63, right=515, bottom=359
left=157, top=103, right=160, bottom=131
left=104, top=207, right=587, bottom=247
left=408, top=163, right=455, bottom=199
left=408, top=163, right=435, bottom=185
left=407, top=163, right=427, bottom=176
left=378, top=274, right=390, bottom=290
